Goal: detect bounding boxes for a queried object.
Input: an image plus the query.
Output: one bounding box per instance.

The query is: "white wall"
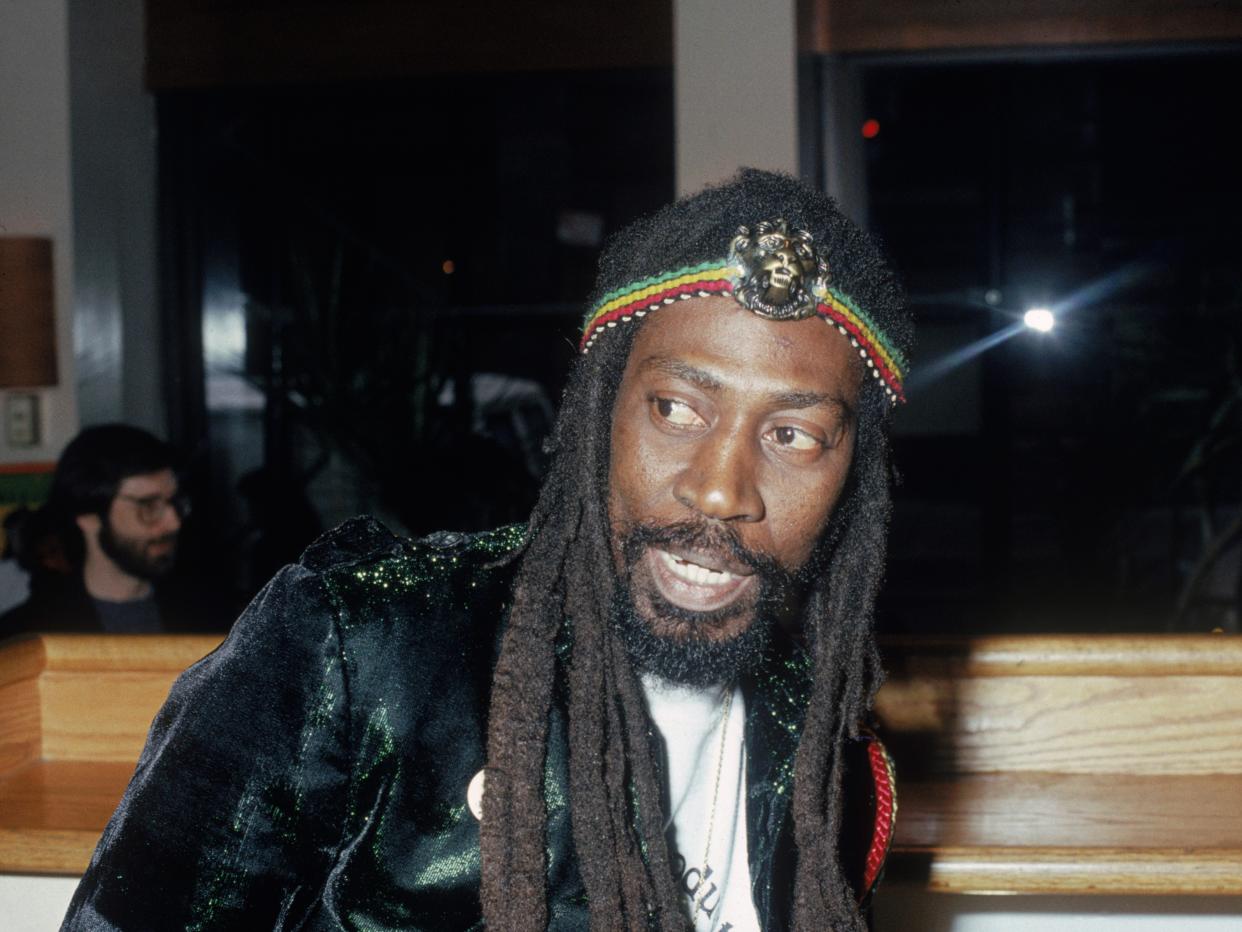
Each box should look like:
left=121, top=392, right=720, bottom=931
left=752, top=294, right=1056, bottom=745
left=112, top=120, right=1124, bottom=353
left=674, top=0, right=798, bottom=195
left=0, top=0, right=161, bottom=472
left=0, top=0, right=78, bottom=465
left=0, top=875, right=78, bottom=931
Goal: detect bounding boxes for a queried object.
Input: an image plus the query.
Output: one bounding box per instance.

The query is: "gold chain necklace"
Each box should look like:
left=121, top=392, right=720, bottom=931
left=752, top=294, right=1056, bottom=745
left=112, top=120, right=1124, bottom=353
left=691, top=685, right=734, bottom=919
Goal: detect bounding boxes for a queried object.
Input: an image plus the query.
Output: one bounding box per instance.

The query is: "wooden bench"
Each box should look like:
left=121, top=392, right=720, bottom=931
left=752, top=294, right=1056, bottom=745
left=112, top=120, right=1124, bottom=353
left=875, top=634, right=1242, bottom=896
left=0, top=633, right=223, bottom=874
left=2, top=632, right=1241, bottom=900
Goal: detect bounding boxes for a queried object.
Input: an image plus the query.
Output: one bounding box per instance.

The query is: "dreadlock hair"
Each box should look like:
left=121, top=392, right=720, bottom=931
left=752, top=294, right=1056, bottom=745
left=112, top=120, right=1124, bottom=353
left=481, top=168, right=914, bottom=932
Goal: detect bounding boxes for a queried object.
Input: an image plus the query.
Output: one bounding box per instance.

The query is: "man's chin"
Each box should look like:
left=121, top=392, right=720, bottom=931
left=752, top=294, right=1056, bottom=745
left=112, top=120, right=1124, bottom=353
left=611, top=520, right=800, bottom=686
left=612, top=585, right=774, bottom=689
left=146, top=556, right=176, bottom=578
left=633, top=591, right=758, bottom=646
left=100, top=527, right=177, bottom=582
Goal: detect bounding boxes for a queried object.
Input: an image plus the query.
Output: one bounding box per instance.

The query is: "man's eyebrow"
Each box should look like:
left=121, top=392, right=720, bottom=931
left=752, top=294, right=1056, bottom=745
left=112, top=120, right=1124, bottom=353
left=641, top=356, right=723, bottom=392
left=768, top=389, right=850, bottom=413
left=641, top=355, right=854, bottom=416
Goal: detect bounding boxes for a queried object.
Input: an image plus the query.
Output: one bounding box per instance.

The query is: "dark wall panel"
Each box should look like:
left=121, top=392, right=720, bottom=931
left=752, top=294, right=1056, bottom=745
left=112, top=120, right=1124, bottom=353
left=146, top=0, right=673, bottom=88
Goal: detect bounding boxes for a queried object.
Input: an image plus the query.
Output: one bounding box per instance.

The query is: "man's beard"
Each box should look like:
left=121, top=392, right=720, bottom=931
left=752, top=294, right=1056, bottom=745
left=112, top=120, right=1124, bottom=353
left=612, top=520, right=804, bottom=689
left=98, top=519, right=177, bottom=582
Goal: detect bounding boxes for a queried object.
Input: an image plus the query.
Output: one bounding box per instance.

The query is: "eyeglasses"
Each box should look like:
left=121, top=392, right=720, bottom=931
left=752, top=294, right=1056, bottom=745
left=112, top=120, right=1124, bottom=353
left=116, top=493, right=193, bottom=526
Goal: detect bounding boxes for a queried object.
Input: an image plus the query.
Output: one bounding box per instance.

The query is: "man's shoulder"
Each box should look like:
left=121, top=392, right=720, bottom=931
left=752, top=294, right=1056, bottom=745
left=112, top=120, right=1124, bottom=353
left=299, top=516, right=526, bottom=582
left=292, top=517, right=526, bottom=642
left=206, top=518, right=525, bottom=707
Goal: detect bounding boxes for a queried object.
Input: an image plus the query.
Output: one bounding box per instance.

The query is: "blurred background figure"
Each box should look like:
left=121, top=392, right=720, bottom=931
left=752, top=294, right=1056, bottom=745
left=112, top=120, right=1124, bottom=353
left=232, top=466, right=322, bottom=597
left=0, top=425, right=219, bottom=635
left=0, top=505, right=73, bottom=616
left=0, top=509, right=36, bottom=614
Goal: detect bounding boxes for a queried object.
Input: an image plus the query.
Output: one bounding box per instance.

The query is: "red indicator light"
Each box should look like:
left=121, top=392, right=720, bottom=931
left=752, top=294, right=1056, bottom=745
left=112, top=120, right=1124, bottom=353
left=861, top=118, right=880, bottom=139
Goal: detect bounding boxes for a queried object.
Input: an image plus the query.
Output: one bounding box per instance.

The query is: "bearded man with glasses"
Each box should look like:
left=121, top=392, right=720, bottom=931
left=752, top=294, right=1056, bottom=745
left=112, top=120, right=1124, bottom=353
left=1, top=424, right=209, bottom=636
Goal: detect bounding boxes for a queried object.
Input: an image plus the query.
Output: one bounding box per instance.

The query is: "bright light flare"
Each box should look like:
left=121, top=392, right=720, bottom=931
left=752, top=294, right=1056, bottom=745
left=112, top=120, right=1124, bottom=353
left=1024, top=307, right=1055, bottom=333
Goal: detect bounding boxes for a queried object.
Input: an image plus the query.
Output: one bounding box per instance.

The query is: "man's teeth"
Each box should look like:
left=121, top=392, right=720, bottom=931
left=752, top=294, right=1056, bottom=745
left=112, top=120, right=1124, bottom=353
left=658, top=549, right=735, bottom=586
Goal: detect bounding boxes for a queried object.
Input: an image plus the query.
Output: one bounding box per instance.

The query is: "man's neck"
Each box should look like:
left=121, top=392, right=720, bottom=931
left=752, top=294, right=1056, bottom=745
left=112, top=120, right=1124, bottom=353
left=82, top=553, right=153, bottom=603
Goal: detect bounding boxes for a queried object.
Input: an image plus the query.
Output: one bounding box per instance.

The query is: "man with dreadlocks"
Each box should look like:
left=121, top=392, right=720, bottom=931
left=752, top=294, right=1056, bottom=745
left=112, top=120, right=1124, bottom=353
left=63, top=169, right=913, bottom=932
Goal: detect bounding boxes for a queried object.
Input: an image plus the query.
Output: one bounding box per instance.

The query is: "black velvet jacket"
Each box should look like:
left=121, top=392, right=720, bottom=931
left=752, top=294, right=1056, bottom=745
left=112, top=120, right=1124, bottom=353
left=62, top=518, right=891, bottom=930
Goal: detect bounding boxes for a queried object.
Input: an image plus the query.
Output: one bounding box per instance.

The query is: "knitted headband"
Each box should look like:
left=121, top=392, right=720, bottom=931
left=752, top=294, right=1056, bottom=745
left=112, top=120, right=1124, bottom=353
left=580, top=218, right=908, bottom=403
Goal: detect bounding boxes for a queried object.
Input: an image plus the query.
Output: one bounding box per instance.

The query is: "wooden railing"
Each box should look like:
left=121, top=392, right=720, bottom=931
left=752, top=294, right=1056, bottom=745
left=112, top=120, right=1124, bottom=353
left=2, top=632, right=1241, bottom=895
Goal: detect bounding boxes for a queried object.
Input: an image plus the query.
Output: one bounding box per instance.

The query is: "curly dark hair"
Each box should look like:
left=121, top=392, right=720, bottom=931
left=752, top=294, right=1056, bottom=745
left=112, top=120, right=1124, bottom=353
left=49, top=424, right=179, bottom=520
left=481, top=169, right=913, bottom=931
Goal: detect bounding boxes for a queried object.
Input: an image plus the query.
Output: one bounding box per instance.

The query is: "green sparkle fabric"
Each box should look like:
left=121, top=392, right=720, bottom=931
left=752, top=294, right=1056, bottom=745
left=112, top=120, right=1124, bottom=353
left=61, top=518, right=885, bottom=931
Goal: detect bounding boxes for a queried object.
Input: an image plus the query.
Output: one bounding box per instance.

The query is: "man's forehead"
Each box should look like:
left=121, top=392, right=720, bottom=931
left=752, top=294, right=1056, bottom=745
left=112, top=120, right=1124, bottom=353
left=635, top=354, right=854, bottom=414
left=117, top=470, right=178, bottom=498
left=622, top=297, right=863, bottom=405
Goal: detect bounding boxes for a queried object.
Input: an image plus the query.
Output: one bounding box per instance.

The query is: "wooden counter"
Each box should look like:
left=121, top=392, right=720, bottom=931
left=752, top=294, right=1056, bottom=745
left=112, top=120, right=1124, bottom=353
left=2, top=632, right=1241, bottom=897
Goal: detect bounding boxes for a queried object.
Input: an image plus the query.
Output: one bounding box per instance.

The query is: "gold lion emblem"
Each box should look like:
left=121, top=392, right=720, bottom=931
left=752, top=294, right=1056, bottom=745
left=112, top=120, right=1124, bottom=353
left=729, top=219, right=828, bottom=320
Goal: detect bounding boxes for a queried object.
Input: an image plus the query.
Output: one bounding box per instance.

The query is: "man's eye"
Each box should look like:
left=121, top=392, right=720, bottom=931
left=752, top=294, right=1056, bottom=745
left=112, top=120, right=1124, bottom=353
left=654, top=397, right=704, bottom=428
left=768, top=425, right=822, bottom=452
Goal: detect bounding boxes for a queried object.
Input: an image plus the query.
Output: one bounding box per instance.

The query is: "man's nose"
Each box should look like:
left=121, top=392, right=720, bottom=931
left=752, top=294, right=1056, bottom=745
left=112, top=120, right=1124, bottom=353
left=672, top=426, right=765, bottom=523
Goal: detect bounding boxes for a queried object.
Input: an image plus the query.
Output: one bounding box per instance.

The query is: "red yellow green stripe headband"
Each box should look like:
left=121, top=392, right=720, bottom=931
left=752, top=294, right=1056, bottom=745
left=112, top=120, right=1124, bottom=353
left=581, top=219, right=907, bottom=403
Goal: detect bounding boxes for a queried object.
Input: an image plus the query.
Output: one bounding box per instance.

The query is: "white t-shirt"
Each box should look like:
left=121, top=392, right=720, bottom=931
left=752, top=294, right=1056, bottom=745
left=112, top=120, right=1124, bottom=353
left=641, top=674, right=761, bottom=932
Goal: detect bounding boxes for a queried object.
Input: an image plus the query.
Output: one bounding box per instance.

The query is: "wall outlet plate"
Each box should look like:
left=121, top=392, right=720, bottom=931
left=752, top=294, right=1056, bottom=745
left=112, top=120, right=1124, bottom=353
left=4, top=393, right=41, bottom=447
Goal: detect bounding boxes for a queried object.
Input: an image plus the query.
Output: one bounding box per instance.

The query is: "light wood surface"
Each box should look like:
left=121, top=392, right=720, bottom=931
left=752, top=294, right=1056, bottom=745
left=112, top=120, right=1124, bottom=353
left=41, top=670, right=204, bottom=762
left=0, top=761, right=134, bottom=874
left=875, top=673, right=1242, bottom=775
left=0, top=674, right=41, bottom=775
left=4, top=632, right=1242, bottom=894
left=0, top=634, right=222, bottom=766
left=876, top=634, right=1242, bottom=895
left=0, top=635, right=48, bottom=685
left=895, top=774, right=1242, bottom=849
left=880, top=634, right=1242, bottom=677
left=0, top=634, right=222, bottom=875
left=891, top=847, right=1242, bottom=896
left=36, top=634, right=222, bottom=673
left=0, top=636, right=48, bottom=774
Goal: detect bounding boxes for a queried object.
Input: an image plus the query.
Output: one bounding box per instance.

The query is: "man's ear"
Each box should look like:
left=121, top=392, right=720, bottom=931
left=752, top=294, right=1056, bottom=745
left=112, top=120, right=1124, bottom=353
left=76, top=512, right=101, bottom=542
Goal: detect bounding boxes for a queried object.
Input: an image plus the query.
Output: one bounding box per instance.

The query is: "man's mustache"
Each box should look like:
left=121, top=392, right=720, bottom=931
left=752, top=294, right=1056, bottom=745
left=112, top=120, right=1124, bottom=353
left=619, top=519, right=787, bottom=582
